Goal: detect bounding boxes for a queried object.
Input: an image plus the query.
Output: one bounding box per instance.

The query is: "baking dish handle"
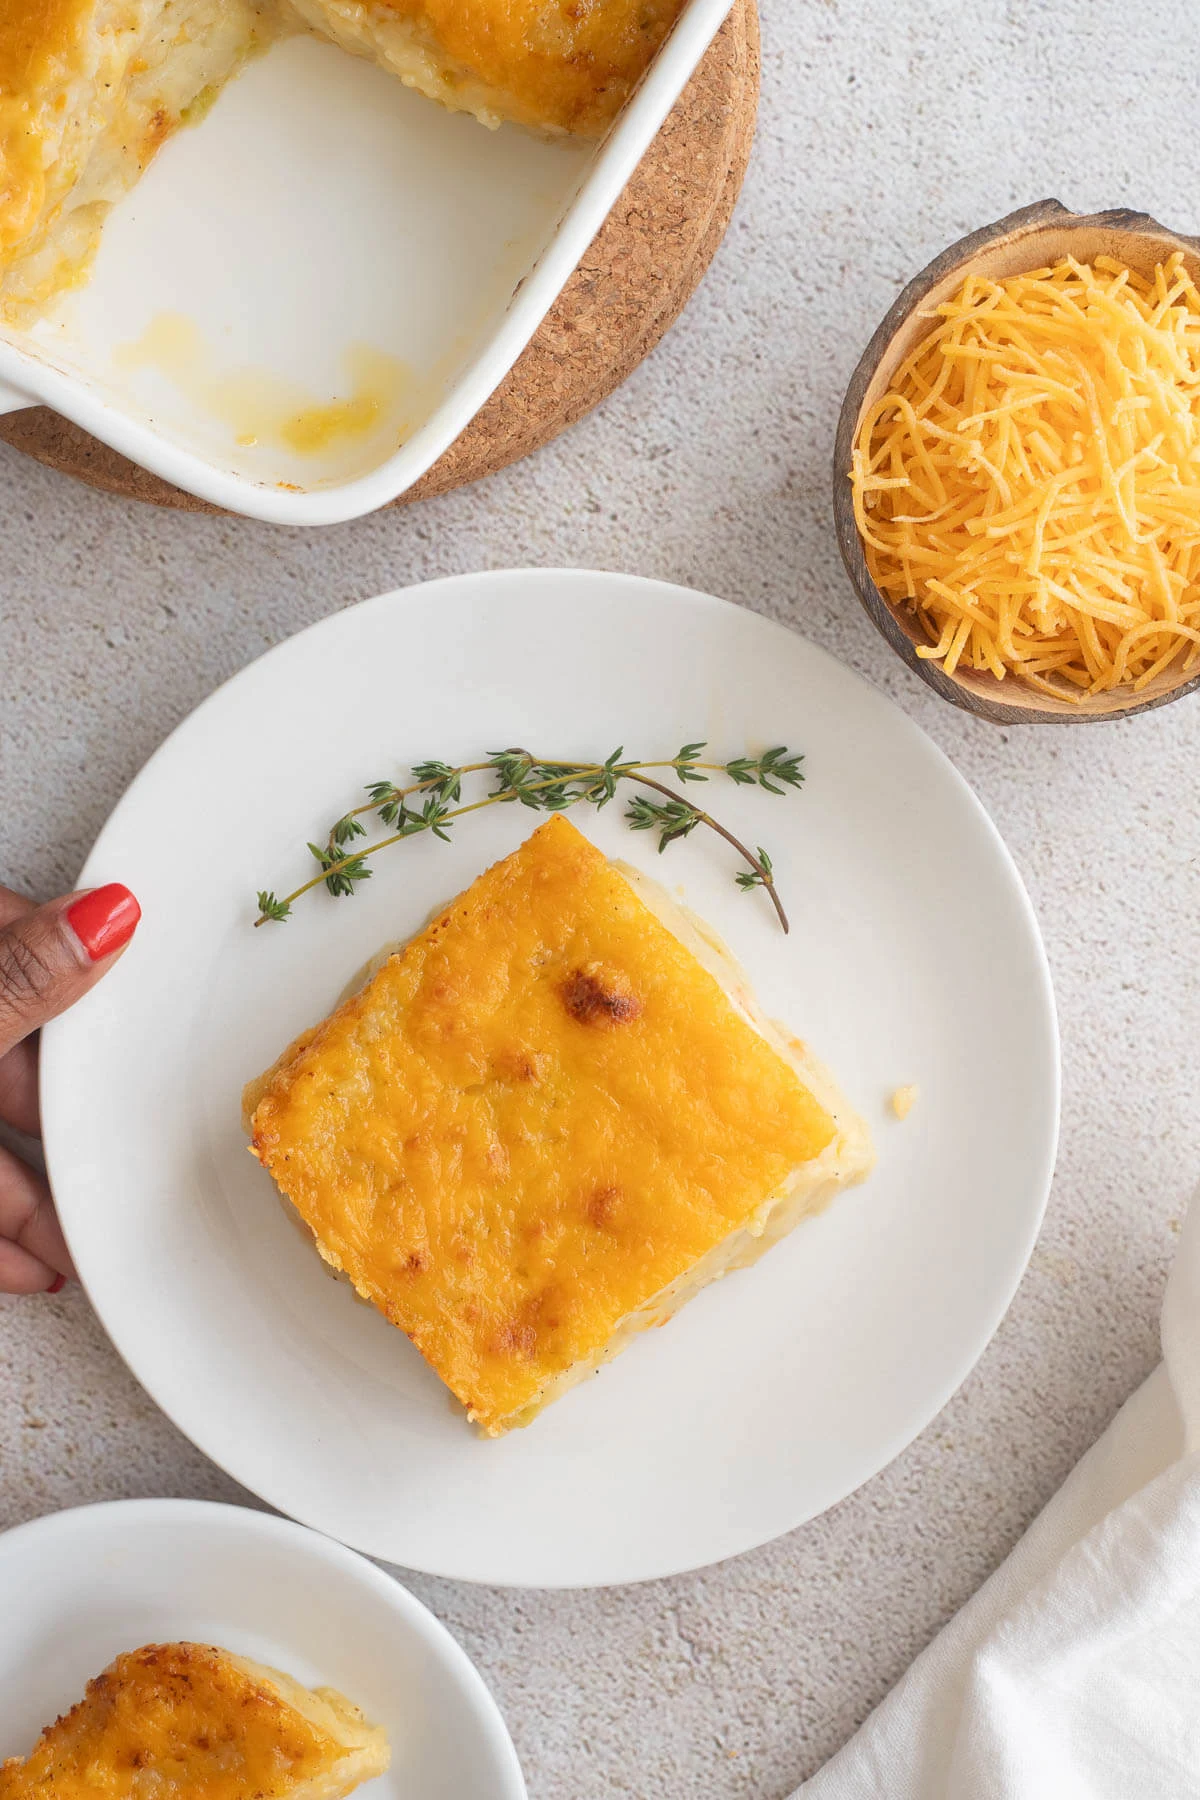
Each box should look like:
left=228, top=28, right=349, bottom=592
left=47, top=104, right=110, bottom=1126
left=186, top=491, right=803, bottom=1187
left=0, top=378, right=32, bottom=414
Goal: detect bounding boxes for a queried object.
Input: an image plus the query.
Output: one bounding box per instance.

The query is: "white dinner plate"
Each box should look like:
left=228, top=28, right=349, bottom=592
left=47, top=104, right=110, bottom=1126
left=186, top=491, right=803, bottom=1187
left=0, top=1499, right=525, bottom=1797
left=40, top=570, right=1059, bottom=1586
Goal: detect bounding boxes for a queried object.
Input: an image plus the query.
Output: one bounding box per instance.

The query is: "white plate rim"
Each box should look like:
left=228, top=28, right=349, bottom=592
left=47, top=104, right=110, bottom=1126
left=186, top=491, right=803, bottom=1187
left=40, top=569, right=1061, bottom=1586
left=0, top=1495, right=527, bottom=1796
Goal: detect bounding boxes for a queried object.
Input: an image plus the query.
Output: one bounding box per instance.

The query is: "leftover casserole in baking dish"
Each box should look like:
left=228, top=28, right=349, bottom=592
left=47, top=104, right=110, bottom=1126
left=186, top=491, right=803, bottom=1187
left=0, top=0, right=689, bottom=317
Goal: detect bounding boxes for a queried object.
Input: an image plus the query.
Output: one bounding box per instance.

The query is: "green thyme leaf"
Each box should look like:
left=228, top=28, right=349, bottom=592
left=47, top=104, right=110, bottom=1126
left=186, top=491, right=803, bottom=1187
left=255, top=890, right=292, bottom=923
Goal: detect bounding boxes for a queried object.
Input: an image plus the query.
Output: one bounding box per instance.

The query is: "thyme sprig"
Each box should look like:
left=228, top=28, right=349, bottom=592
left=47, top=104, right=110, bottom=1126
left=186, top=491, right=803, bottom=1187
left=255, top=744, right=804, bottom=933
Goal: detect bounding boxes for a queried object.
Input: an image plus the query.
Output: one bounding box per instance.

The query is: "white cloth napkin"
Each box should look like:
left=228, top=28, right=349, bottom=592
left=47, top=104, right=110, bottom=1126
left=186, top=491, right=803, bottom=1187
left=799, top=1201, right=1200, bottom=1800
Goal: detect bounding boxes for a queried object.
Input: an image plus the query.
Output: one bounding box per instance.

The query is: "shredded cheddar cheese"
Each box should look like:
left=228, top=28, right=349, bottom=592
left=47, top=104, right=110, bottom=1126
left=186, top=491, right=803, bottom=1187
left=850, top=254, right=1200, bottom=699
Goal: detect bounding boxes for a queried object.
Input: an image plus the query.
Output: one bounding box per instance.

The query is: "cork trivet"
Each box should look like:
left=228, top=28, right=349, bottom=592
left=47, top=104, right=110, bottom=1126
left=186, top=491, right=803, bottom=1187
left=0, top=0, right=759, bottom=515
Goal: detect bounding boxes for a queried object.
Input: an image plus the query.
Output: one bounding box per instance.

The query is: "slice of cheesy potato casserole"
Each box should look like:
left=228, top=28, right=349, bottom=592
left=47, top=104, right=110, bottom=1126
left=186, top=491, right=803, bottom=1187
left=0, top=1641, right=389, bottom=1800
left=0, top=0, right=688, bottom=315
left=246, top=816, right=873, bottom=1436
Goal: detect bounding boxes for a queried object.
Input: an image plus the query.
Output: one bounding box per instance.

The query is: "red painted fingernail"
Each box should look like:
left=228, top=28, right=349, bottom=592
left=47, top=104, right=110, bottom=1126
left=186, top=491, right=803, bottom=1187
left=46, top=1274, right=66, bottom=1295
left=66, top=883, right=141, bottom=962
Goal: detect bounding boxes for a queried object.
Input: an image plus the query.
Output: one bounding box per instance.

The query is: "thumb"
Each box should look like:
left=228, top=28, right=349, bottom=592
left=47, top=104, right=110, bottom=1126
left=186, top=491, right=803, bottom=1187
left=0, top=884, right=141, bottom=1059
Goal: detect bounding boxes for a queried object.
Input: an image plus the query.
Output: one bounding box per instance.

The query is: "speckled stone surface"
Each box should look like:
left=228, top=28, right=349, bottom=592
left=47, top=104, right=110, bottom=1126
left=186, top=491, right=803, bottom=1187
left=2, top=2, right=1199, bottom=1794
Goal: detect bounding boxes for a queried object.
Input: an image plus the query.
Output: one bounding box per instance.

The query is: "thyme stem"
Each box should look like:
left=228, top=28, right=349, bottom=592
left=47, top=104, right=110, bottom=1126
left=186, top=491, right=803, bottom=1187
left=623, top=770, right=789, bottom=933
left=255, top=744, right=804, bottom=930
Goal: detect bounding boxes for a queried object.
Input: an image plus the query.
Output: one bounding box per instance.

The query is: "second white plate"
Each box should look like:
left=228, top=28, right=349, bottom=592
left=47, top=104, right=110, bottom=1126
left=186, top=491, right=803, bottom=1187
left=41, top=570, right=1059, bottom=1585
left=0, top=1499, right=524, bottom=1796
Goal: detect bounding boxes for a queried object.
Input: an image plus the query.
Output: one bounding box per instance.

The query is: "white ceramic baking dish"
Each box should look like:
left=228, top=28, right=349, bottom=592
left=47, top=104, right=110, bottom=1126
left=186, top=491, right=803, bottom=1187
left=0, top=0, right=732, bottom=525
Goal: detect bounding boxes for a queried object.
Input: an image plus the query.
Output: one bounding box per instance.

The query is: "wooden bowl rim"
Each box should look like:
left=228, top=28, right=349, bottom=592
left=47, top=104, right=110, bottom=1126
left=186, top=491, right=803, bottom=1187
left=832, top=198, right=1200, bottom=725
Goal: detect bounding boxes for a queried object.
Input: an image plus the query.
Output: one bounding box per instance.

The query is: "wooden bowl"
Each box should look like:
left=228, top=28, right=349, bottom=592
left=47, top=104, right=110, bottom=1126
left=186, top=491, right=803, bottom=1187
left=832, top=198, right=1200, bottom=725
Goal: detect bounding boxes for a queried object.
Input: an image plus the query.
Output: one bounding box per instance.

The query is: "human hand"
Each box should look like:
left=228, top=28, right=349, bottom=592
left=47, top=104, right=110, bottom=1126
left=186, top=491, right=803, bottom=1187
left=0, top=883, right=141, bottom=1294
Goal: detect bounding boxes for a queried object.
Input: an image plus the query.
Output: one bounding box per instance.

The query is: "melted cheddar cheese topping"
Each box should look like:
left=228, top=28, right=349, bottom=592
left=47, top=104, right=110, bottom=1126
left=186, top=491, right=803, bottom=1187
left=250, top=816, right=836, bottom=1434
left=375, top=0, right=687, bottom=134
left=0, top=1644, right=349, bottom=1800
left=0, top=0, right=90, bottom=252
left=0, top=0, right=92, bottom=91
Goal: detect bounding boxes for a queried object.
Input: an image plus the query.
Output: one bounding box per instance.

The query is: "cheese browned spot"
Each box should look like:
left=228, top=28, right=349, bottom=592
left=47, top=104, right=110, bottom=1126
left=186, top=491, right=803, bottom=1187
left=560, top=962, right=642, bottom=1026
left=586, top=1185, right=622, bottom=1228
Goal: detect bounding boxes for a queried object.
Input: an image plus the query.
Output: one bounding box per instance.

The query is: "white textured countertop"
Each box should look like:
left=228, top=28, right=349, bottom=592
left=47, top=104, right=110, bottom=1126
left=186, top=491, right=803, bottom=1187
left=2, top=1, right=1199, bottom=1792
